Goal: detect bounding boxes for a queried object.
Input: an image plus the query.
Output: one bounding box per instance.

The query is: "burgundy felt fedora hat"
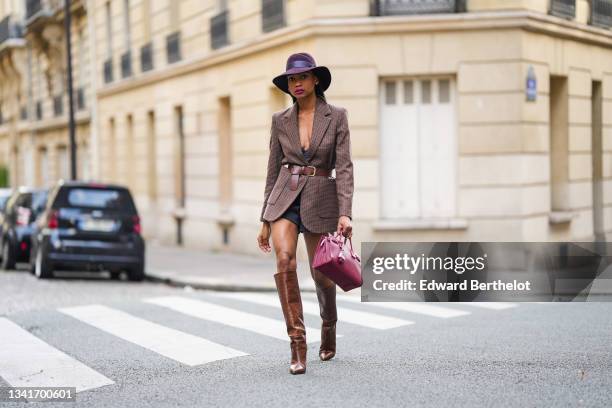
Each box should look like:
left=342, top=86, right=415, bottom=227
left=272, top=52, right=331, bottom=95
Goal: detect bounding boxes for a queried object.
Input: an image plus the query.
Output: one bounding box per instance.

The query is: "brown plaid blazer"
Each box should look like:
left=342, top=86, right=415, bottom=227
left=260, top=96, right=354, bottom=233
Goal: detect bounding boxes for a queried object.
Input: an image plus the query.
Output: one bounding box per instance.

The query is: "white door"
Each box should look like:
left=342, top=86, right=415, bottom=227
left=380, top=77, right=456, bottom=219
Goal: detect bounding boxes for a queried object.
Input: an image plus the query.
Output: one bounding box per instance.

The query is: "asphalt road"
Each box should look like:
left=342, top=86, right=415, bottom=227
left=0, top=266, right=611, bottom=408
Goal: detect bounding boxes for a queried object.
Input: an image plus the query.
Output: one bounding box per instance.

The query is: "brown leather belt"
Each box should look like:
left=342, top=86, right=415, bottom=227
left=283, top=164, right=332, bottom=191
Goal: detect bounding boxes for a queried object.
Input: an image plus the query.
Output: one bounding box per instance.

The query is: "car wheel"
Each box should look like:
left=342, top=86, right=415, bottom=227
left=127, top=263, right=145, bottom=282
left=110, top=271, right=121, bottom=280
left=1, top=239, right=16, bottom=270
left=34, top=249, right=53, bottom=279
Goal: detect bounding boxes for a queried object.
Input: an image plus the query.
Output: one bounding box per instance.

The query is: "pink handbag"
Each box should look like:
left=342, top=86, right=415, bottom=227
left=312, top=232, right=362, bottom=292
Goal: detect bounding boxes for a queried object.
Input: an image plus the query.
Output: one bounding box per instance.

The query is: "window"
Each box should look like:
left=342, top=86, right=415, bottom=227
left=64, top=188, right=135, bottom=211
left=380, top=77, right=457, bottom=219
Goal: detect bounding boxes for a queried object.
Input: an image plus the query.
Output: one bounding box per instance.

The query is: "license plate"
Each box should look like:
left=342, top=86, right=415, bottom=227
left=80, top=219, right=116, bottom=232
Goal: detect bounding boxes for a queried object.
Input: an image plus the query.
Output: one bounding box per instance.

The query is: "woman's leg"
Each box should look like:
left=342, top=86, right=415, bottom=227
left=270, top=218, right=306, bottom=374
left=271, top=218, right=299, bottom=274
left=304, top=232, right=337, bottom=361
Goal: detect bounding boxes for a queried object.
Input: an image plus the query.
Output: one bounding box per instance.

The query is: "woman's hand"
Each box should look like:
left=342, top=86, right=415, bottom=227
left=337, top=215, right=352, bottom=239
left=257, top=222, right=272, bottom=253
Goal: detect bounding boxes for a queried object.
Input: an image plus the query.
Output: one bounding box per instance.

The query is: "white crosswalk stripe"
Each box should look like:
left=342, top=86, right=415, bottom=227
left=335, top=296, right=471, bottom=318
left=58, top=305, right=248, bottom=366
left=0, top=294, right=523, bottom=391
left=144, top=296, right=323, bottom=343
left=210, top=291, right=414, bottom=330
left=0, top=318, right=114, bottom=392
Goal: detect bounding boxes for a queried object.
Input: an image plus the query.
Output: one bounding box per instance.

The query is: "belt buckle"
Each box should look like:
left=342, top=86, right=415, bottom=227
left=306, top=166, right=317, bottom=176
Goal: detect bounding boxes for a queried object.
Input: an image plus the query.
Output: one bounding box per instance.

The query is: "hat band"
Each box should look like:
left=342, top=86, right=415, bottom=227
left=288, top=60, right=314, bottom=69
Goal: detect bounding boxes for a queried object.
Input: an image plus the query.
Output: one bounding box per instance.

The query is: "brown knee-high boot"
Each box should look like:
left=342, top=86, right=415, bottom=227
left=316, top=282, right=337, bottom=361
left=274, top=270, right=307, bottom=374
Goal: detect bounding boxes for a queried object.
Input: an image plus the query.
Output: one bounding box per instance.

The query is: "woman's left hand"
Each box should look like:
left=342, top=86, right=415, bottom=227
left=337, top=215, right=352, bottom=239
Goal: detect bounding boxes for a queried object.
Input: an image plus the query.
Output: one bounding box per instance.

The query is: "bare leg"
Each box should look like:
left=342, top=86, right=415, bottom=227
left=271, top=218, right=299, bottom=274
left=303, top=232, right=334, bottom=288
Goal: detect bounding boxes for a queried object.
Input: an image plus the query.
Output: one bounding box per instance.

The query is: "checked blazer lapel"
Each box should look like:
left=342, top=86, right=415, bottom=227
left=282, top=97, right=332, bottom=163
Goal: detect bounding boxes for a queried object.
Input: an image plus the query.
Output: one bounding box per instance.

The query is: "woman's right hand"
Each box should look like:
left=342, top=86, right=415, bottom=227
left=257, top=222, right=272, bottom=253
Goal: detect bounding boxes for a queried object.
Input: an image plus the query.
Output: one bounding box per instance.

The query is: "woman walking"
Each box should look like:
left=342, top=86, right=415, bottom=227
left=256, top=52, right=354, bottom=375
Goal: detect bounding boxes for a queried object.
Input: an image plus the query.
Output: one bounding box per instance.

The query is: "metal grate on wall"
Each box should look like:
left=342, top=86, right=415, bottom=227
left=53, top=95, right=63, bottom=117
left=76, top=87, right=85, bottom=110
left=166, top=31, right=181, bottom=64
left=371, top=0, right=466, bottom=15
left=141, top=42, right=153, bottom=72
left=262, top=0, right=285, bottom=32
left=549, top=0, right=576, bottom=19
left=591, top=0, right=612, bottom=28
left=36, top=100, right=42, bottom=120
left=103, top=58, right=113, bottom=83
left=121, top=51, right=132, bottom=78
left=211, top=10, right=229, bottom=50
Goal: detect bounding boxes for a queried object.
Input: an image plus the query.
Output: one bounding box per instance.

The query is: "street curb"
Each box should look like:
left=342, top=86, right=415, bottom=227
left=145, top=271, right=318, bottom=293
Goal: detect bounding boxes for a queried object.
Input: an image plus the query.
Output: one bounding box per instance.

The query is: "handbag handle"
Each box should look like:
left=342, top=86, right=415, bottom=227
left=334, top=233, right=361, bottom=263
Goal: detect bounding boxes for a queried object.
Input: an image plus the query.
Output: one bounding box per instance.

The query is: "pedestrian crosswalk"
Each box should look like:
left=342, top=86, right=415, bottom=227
left=336, top=295, right=472, bottom=318
left=0, top=318, right=114, bottom=392
left=59, top=304, right=249, bottom=366
left=210, top=291, right=415, bottom=330
left=144, top=296, right=323, bottom=342
left=0, top=292, right=521, bottom=397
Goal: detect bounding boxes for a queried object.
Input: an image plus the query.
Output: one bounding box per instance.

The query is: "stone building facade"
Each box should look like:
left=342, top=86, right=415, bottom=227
left=1, top=0, right=611, bottom=259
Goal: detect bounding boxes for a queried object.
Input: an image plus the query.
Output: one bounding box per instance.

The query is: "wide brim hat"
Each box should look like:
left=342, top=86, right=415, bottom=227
left=272, top=52, right=331, bottom=95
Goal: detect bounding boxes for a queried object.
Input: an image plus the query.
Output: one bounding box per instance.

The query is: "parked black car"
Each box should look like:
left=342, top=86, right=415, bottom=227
left=0, top=188, right=12, bottom=211
left=0, top=187, right=49, bottom=270
left=29, top=181, right=145, bottom=281
left=0, top=187, right=14, bottom=240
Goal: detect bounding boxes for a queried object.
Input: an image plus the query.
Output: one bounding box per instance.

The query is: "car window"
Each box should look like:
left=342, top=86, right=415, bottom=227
left=55, top=187, right=136, bottom=213
left=32, top=191, right=48, bottom=213
left=14, top=193, right=32, bottom=210
left=0, top=196, right=9, bottom=211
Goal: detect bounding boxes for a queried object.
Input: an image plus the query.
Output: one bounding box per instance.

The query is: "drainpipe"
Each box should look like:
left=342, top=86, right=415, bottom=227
left=86, top=0, right=99, bottom=180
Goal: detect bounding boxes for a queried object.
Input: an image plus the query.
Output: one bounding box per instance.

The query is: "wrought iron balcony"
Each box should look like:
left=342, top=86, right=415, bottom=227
left=211, top=10, right=229, bottom=50
left=103, top=58, right=113, bottom=83
left=140, top=42, right=153, bottom=72
left=591, top=0, right=612, bottom=28
left=121, top=50, right=132, bottom=78
left=0, top=15, right=23, bottom=45
left=371, top=0, right=466, bottom=16
left=166, top=31, right=181, bottom=64
left=549, top=0, right=575, bottom=19
left=262, top=0, right=285, bottom=33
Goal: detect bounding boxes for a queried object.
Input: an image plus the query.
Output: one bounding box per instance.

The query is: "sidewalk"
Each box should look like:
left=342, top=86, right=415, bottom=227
left=145, top=242, right=359, bottom=295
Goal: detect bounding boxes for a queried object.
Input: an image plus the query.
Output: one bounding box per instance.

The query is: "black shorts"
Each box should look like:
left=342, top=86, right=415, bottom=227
left=280, top=191, right=310, bottom=234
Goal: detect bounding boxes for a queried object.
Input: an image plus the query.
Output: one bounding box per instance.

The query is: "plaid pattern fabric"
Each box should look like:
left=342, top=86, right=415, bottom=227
left=260, top=96, right=354, bottom=233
